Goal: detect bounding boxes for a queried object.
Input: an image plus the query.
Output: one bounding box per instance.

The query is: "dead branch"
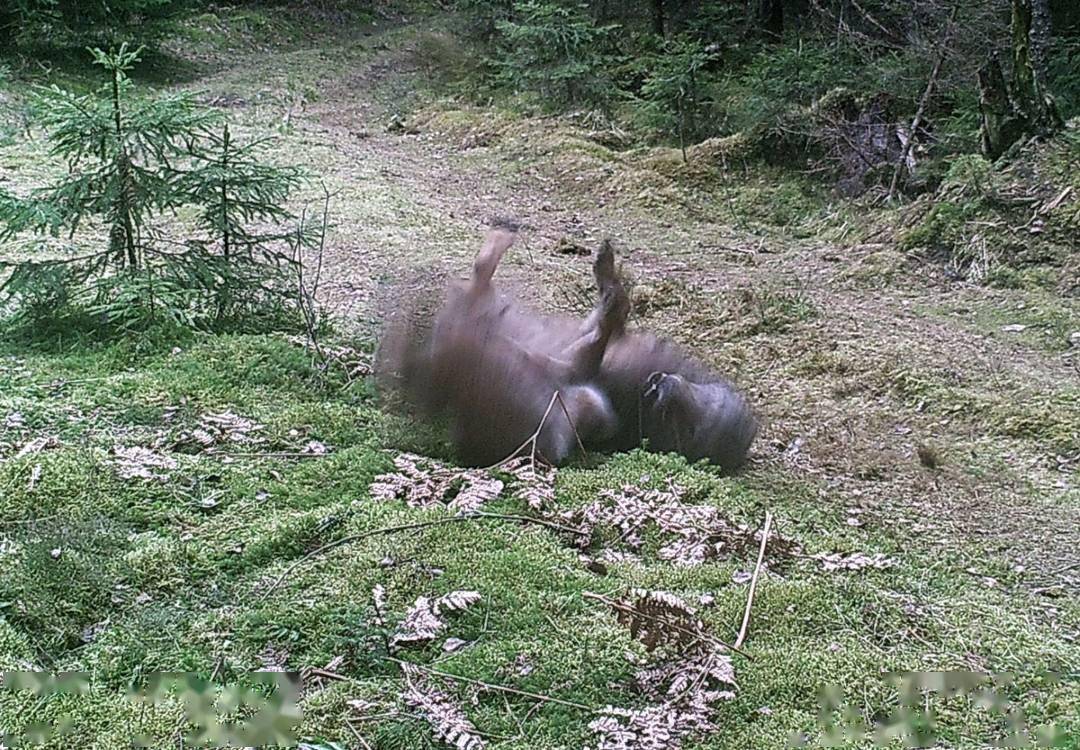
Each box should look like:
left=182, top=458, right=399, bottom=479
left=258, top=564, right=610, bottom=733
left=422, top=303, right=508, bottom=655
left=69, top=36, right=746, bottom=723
left=218, top=451, right=330, bottom=458
left=294, top=184, right=337, bottom=367
left=734, top=511, right=773, bottom=650
left=889, top=11, right=956, bottom=200
left=471, top=511, right=586, bottom=538
left=345, top=721, right=374, bottom=750
left=293, top=208, right=325, bottom=365
left=485, top=389, right=586, bottom=471
left=847, top=0, right=895, bottom=41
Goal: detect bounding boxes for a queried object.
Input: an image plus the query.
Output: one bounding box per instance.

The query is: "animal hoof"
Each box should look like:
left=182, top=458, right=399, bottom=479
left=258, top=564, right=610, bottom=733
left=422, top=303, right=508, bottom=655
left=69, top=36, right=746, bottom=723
left=594, top=239, right=616, bottom=280
left=489, top=216, right=522, bottom=232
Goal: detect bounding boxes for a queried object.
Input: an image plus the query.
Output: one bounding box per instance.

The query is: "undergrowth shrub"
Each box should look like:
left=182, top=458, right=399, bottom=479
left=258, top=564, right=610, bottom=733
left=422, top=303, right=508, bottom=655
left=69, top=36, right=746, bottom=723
left=901, top=137, right=1080, bottom=289
left=631, top=36, right=717, bottom=154
left=0, top=0, right=191, bottom=45
left=1047, top=34, right=1080, bottom=119
left=488, top=1, right=620, bottom=111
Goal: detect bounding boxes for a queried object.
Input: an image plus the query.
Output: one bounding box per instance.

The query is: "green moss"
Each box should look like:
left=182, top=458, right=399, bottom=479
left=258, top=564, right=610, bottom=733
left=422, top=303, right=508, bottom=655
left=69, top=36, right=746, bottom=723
left=985, top=264, right=1059, bottom=290
left=899, top=200, right=979, bottom=254
left=2, top=10, right=1079, bottom=745
left=2, top=331, right=1078, bottom=748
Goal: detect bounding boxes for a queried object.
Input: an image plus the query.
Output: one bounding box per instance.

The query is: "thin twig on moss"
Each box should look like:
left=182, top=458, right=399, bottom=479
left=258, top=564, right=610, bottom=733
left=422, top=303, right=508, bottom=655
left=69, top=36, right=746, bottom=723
left=388, top=657, right=593, bottom=711
left=734, top=510, right=773, bottom=650
left=485, top=389, right=586, bottom=471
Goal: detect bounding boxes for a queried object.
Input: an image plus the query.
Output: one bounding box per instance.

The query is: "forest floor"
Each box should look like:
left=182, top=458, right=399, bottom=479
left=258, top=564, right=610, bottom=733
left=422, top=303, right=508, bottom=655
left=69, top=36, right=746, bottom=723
left=1, top=6, right=1078, bottom=749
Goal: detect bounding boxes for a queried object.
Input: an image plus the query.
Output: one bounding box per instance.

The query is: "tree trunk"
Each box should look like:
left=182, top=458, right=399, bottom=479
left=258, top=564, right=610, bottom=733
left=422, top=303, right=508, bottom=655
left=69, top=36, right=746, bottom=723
left=1029, top=0, right=1053, bottom=83
left=651, top=0, right=665, bottom=37
left=979, top=0, right=1062, bottom=159
left=109, top=67, right=138, bottom=269
left=978, top=55, right=1022, bottom=160
left=759, top=0, right=784, bottom=38
left=221, top=124, right=231, bottom=260
left=1011, top=0, right=1039, bottom=115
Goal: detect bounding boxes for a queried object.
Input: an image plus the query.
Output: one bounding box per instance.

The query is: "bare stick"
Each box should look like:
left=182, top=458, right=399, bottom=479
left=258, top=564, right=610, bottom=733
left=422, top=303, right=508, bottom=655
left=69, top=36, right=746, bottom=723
left=1049, top=559, right=1080, bottom=576
left=293, top=210, right=323, bottom=364
left=256, top=513, right=585, bottom=601
left=389, top=657, right=592, bottom=711
left=888, top=11, right=954, bottom=200
left=848, top=0, right=894, bottom=40
left=734, top=511, right=773, bottom=650
left=530, top=391, right=560, bottom=466
left=486, top=389, right=586, bottom=471
left=554, top=391, right=588, bottom=460
left=294, top=190, right=335, bottom=366
left=305, top=666, right=350, bottom=683
left=484, top=391, right=558, bottom=471
left=311, top=182, right=333, bottom=300
left=218, top=451, right=332, bottom=459
left=345, top=720, right=374, bottom=750
left=473, top=511, right=586, bottom=537
left=486, top=390, right=559, bottom=470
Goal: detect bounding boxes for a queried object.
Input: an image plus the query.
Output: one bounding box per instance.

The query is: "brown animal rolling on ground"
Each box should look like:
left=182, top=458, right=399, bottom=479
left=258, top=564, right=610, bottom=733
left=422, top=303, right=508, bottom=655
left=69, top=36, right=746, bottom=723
left=376, top=223, right=758, bottom=470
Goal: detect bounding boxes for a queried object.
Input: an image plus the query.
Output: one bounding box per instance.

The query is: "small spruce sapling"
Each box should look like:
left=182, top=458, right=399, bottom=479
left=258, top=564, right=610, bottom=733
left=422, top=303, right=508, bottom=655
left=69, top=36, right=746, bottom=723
left=637, top=37, right=716, bottom=161
left=0, top=45, right=317, bottom=332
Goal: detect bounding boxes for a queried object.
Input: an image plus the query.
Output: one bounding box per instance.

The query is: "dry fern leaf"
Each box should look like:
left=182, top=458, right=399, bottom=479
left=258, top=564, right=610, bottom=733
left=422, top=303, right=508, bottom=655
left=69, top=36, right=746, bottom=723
left=370, top=453, right=504, bottom=513
left=589, top=637, right=737, bottom=749
left=635, top=650, right=736, bottom=702
left=391, top=596, right=446, bottom=649
left=501, top=457, right=556, bottom=510
left=166, top=409, right=266, bottom=453
left=589, top=585, right=739, bottom=749
left=573, top=483, right=799, bottom=567
left=285, top=334, right=372, bottom=378
left=614, top=589, right=706, bottom=652
left=435, top=590, right=482, bottom=613
left=449, top=474, right=504, bottom=513
left=14, top=435, right=60, bottom=460
left=198, top=410, right=265, bottom=444
left=112, top=445, right=178, bottom=481
left=813, top=551, right=896, bottom=571
left=391, top=591, right=482, bottom=649
left=371, top=584, right=388, bottom=626
left=402, top=665, right=486, bottom=750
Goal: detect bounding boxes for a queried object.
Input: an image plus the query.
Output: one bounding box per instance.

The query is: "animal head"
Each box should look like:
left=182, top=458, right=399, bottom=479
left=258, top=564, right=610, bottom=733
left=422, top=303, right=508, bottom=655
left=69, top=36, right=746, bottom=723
left=641, top=372, right=757, bottom=471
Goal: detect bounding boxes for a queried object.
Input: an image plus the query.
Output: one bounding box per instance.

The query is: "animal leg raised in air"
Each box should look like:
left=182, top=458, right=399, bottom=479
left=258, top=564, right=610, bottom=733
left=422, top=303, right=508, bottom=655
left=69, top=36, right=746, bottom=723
left=561, top=239, right=630, bottom=379
left=467, top=223, right=518, bottom=301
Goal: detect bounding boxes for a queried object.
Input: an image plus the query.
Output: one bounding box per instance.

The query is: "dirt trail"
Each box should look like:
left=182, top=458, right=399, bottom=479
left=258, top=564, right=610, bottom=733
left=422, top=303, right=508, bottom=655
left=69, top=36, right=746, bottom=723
left=221, top=26, right=1079, bottom=593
